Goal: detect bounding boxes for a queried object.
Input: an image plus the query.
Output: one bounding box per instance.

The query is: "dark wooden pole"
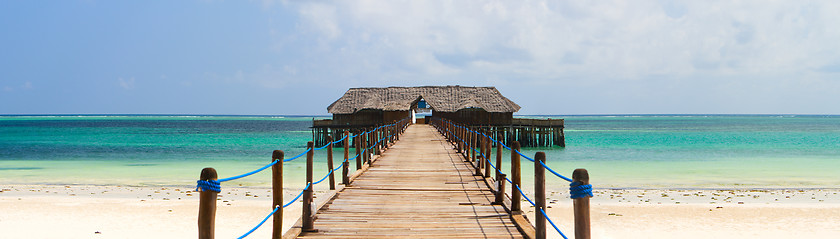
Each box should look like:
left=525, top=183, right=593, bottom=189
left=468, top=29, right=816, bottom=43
left=456, top=126, right=462, bottom=153
left=355, top=130, right=362, bottom=170
left=343, top=131, right=350, bottom=185
left=484, top=136, right=491, bottom=177
left=535, top=152, right=546, bottom=239
left=573, top=168, right=591, bottom=239
left=302, top=141, right=315, bottom=231
left=374, top=126, right=381, bottom=155
left=511, top=141, right=522, bottom=213
left=473, top=128, right=481, bottom=176
left=494, top=173, right=506, bottom=205
left=364, top=129, right=370, bottom=164
left=467, top=127, right=473, bottom=162
left=198, top=167, right=218, bottom=239
left=271, top=150, right=284, bottom=239
left=495, top=140, right=503, bottom=182
left=326, top=136, right=335, bottom=190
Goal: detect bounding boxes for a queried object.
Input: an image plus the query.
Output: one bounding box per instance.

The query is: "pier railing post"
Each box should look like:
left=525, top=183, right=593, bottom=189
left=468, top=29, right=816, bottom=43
left=198, top=167, right=218, bottom=239
left=343, top=131, right=350, bottom=185
left=456, top=125, right=462, bottom=153
left=361, top=129, right=367, bottom=165
left=535, top=152, right=546, bottom=239
left=495, top=140, right=503, bottom=182
left=494, top=173, right=506, bottom=205
left=511, top=141, right=522, bottom=213
left=375, top=125, right=381, bottom=155
left=326, top=136, right=335, bottom=190
left=364, top=129, right=370, bottom=164
left=573, top=168, right=591, bottom=239
left=302, top=141, right=316, bottom=231
left=355, top=130, right=362, bottom=170
left=271, top=150, right=284, bottom=239
left=484, top=135, right=491, bottom=177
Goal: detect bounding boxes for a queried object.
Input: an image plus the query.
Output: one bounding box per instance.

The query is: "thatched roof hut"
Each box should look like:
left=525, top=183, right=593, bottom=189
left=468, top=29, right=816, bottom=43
left=326, top=86, right=521, bottom=125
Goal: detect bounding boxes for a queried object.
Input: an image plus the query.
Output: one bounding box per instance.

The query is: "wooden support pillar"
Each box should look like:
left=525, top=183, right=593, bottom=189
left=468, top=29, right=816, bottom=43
left=456, top=126, right=462, bottom=153
left=535, top=152, right=546, bottom=239
left=362, top=129, right=369, bottom=165
left=473, top=128, right=481, bottom=176
left=574, top=168, right=591, bottom=239
left=342, top=131, right=350, bottom=186
left=511, top=141, right=522, bottom=213
left=494, top=173, right=507, bottom=205
left=484, top=136, right=491, bottom=177
left=326, top=136, right=335, bottom=190
left=495, top=140, right=503, bottom=182
left=198, top=168, right=218, bottom=239
left=355, top=130, right=362, bottom=170
left=271, top=150, right=284, bottom=239
left=302, top=141, right=315, bottom=231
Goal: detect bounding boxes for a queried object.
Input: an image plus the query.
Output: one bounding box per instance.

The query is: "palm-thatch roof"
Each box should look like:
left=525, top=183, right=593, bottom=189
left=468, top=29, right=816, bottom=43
left=327, top=86, right=521, bottom=114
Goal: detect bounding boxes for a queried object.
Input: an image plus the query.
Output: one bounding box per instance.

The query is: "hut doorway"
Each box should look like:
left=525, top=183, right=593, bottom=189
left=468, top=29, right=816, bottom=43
left=413, top=98, right=432, bottom=124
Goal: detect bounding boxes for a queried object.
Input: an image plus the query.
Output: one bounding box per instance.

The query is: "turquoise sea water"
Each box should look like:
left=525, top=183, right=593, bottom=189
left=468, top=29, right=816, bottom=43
left=1, top=115, right=839, bottom=190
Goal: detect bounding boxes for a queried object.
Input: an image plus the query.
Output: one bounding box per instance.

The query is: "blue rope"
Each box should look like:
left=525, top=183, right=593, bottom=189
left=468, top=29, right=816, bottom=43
left=313, top=159, right=345, bottom=185
left=314, top=134, right=349, bottom=151
left=539, top=207, right=569, bottom=239
left=443, top=120, right=573, bottom=238
left=283, top=183, right=310, bottom=208
left=570, top=181, right=593, bottom=199
left=514, top=149, right=535, bottom=162
left=237, top=206, right=280, bottom=239
left=217, top=159, right=280, bottom=182
left=540, top=160, right=573, bottom=182
left=283, top=148, right=311, bottom=162
left=195, top=179, right=220, bottom=193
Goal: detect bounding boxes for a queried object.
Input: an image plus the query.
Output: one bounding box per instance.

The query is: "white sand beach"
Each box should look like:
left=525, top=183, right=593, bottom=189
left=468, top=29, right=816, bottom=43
left=3, top=185, right=839, bottom=239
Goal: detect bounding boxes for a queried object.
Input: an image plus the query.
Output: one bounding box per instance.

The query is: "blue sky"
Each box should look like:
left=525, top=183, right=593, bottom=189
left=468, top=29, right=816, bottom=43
left=2, top=0, right=839, bottom=115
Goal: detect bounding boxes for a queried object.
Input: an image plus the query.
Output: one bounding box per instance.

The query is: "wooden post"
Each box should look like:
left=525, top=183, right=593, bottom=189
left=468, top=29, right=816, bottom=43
left=456, top=126, right=462, bottom=153
left=484, top=136, right=491, bottom=177
left=364, top=129, right=370, bottom=164
left=198, top=168, right=218, bottom=239
left=511, top=141, right=522, bottom=213
left=355, top=130, right=362, bottom=170
left=326, top=136, right=335, bottom=190
left=469, top=127, right=481, bottom=163
left=494, top=173, right=506, bottom=205
left=535, top=152, right=546, bottom=239
left=573, top=168, right=591, bottom=239
left=473, top=128, right=481, bottom=176
left=343, top=131, right=350, bottom=185
left=302, top=141, right=315, bottom=231
left=495, top=140, right=503, bottom=182
left=271, top=150, right=284, bottom=239
left=361, top=129, right=368, bottom=165
left=375, top=126, right=381, bottom=155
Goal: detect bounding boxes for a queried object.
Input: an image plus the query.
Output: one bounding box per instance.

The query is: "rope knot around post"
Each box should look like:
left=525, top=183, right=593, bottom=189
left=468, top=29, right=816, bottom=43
left=196, top=179, right=221, bottom=193
left=569, top=181, right=593, bottom=199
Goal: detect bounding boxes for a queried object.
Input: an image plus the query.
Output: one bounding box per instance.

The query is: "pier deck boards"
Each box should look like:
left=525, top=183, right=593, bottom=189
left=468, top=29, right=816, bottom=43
left=297, top=124, right=525, bottom=238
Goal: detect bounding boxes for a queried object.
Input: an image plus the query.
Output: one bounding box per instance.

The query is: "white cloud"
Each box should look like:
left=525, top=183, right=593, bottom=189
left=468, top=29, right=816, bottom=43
left=118, top=77, right=135, bottom=90
left=260, top=0, right=840, bottom=113
left=284, top=1, right=840, bottom=81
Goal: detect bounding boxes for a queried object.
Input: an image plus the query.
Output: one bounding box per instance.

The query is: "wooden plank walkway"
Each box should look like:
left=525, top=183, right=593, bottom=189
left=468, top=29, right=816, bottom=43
left=298, top=124, right=526, bottom=238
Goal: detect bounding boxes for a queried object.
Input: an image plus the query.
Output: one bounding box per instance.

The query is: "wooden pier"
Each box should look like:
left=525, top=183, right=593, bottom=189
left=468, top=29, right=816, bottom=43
left=198, top=119, right=591, bottom=239
left=296, top=124, right=528, bottom=238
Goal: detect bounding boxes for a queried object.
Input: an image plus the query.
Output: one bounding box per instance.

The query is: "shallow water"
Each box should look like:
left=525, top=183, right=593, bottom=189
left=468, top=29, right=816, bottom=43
left=1, top=115, right=839, bottom=191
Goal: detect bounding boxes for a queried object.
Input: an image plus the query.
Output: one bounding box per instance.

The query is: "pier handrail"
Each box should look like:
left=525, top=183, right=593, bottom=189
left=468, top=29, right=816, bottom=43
left=196, top=117, right=411, bottom=239
left=431, top=117, right=592, bottom=239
